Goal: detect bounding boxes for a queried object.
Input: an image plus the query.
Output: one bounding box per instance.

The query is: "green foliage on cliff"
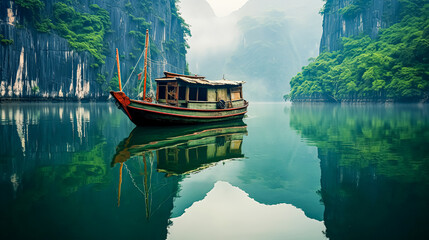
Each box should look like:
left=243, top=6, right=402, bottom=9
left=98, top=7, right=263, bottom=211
left=171, top=0, right=191, bottom=38
left=338, top=0, right=371, bottom=18
left=0, top=34, right=14, bottom=45
left=169, top=0, right=191, bottom=56
left=126, top=0, right=190, bottom=61
left=184, top=62, right=191, bottom=75
left=15, top=0, right=52, bottom=32
left=95, top=72, right=119, bottom=92
left=124, top=0, right=153, bottom=66
left=288, top=0, right=429, bottom=102
left=14, top=1, right=111, bottom=62
left=13, top=0, right=189, bottom=80
left=15, top=0, right=44, bottom=11
left=31, top=85, right=40, bottom=94
left=129, top=14, right=151, bottom=29
left=34, top=18, right=53, bottom=33
left=109, top=74, right=120, bottom=91
left=52, top=3, right=111, bottom=65
left=320, top=0, right=371, bottom=16
left=150, top=42, right=161, bottom=58
left=0, top=39, right=14, bottom=45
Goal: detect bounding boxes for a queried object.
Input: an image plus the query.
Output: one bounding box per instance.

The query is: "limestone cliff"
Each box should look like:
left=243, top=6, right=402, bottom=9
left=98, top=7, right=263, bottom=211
left=0, top=0, right=188, bottom=100
left=320, top=0, right=400, bottom=52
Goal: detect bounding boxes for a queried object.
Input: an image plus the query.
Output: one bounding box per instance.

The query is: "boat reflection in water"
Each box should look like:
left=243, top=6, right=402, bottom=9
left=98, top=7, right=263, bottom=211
left=111, top=121, right=247, bottom=220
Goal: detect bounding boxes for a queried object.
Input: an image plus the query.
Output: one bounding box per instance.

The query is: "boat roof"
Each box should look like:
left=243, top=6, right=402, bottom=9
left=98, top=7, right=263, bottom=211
left=155, top=72, right=245, bottom=86
left=163, top=71, right=206, bottom=79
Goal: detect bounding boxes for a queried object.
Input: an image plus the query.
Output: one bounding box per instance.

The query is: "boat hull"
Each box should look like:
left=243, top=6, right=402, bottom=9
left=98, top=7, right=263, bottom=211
left=110, top=91, right=248, bottom=125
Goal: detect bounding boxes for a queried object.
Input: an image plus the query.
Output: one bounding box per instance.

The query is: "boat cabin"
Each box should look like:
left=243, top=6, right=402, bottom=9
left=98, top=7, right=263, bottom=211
left=155, top=72, right=246, bottom=109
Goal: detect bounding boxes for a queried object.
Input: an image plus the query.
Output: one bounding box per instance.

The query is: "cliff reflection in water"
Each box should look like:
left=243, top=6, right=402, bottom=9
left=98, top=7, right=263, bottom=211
left=289, top=104, right=429, bottom=240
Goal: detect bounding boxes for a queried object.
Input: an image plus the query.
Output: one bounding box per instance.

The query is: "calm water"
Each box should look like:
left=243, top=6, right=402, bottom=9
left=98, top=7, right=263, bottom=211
left=1, top=102, right=429, bottom=239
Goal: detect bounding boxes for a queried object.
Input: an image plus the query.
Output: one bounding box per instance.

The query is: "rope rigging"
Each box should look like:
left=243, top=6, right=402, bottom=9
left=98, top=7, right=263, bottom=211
left=121, top=47, right=146, bottom=91
left=118, top=46, right=185, bottom=96
left=116, top=29, right=186, bottom=97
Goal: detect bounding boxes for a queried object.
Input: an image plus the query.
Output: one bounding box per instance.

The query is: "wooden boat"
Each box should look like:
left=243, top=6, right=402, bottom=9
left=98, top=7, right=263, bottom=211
left=110, top=30, right=248, bottom=126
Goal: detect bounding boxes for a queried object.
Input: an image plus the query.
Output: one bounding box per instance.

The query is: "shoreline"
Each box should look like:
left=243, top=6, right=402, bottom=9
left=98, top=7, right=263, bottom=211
left=290, top=99, right=428, bottom=104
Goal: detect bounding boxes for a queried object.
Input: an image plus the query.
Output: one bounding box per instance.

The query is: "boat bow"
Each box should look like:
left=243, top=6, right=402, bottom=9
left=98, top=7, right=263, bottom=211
left=110, top=91, right=132, bottom=120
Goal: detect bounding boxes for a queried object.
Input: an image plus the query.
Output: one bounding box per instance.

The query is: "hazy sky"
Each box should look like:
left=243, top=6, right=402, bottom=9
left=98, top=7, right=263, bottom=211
left=206, top=0, right=248, bottom=17
left=180, top=0, right=324, bottom=99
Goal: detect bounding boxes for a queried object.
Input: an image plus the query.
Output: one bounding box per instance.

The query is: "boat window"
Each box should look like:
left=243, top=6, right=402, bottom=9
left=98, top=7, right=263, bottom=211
left=198, top=146, right=208, bottom=160
left=157, top=149, right=166, bottom=162
left=188, top=148, right=198, bottom=161
left=167, top=148, right=178, bottom=163
left=188, top=87, right=209, bottom=101
left=158, top=85, right=166, bottom=100
left=178, top=86, right=186, bottom=100
left=189, top=87, right=198, bottom=101
left=198, top=88, right=208, bottom=101
left=167, top=85, right=176, bottom=101
left=231, top=87, right=242, bottom=101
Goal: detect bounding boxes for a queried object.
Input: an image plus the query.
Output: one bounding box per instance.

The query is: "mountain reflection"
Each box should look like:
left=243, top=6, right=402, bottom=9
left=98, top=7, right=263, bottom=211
left=289, top=104, right=429, bottom=239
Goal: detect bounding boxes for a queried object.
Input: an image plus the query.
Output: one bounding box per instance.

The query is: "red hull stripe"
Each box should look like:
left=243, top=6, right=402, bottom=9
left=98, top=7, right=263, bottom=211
left=130, top=99, right=248, bottom=112
left=127, top=105, right=247, bottom=119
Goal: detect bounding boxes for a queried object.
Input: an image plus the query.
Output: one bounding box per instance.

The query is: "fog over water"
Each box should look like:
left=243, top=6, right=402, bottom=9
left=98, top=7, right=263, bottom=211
left=180, top=0, right=324, bottom=101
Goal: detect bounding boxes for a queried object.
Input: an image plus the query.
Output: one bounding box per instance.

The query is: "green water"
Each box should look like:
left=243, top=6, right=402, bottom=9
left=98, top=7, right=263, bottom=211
left=1, top=102, right=428, bottom=239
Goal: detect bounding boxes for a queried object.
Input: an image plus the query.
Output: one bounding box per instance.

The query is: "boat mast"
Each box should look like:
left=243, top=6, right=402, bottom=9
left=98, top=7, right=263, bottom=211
left=143, top=155, right=151, bottom=219
left=118, top=162, right=123, bottom=207
left=143, top=29, right=149, bottom=100
left=116, top=48, right=122, bottom=91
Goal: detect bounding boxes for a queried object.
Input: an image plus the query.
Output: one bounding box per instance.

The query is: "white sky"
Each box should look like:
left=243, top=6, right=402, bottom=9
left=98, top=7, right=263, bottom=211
left=206, top=0, right=248, bottom=17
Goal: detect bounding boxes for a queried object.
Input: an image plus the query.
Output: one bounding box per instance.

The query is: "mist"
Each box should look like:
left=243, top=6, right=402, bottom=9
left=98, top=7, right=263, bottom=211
left=179, top=0, right=324, bottom=101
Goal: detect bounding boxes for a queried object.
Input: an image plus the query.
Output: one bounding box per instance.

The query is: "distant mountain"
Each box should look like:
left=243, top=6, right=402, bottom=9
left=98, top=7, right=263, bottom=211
left=180, top=0, right=323, bottom=101
left=225, top=12, right=301, bottom=100
left=180, top=0, right=241, bottom=81
left=233, top=0, right=323, bottom=63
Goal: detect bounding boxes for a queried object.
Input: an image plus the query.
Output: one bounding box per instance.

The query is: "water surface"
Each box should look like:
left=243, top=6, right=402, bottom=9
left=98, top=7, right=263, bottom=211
left=1, top=102, right=428, bottom=239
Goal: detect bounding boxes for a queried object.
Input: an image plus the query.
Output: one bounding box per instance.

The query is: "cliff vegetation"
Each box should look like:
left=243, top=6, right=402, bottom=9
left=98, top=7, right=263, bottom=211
left=287, top=0, right=428, bottom=102
left=1, top=0, right=189, bottom=100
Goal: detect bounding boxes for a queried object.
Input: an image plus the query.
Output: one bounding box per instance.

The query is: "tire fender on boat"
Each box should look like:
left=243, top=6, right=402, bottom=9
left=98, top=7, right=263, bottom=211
left=217, top=100, right=226, bottom=109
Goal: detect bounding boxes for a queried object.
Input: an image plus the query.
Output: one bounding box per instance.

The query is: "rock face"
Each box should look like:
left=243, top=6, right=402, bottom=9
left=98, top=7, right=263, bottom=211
left=0, top=0, right=187, bottom=100
left=320, top=0, right=400, bottom=52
